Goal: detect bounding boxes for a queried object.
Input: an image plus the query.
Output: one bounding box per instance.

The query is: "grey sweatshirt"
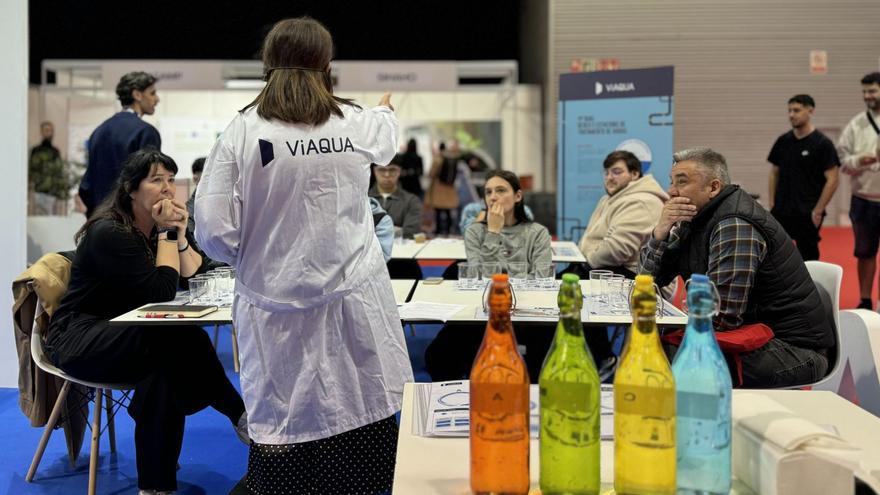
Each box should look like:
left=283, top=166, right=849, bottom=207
left=464, top=221, right=552, bottom=274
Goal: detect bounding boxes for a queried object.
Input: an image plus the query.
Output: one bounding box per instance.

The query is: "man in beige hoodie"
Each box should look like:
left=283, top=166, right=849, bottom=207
left=577, top=150, right=669, bottom=277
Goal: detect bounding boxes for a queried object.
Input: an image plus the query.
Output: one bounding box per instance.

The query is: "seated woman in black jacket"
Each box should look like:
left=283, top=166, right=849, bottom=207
left=47, top=149, right=246, bottom=494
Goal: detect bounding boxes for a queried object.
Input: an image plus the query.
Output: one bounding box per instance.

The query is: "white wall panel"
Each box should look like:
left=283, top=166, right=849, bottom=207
left=0, top=0, right=28, bottom=388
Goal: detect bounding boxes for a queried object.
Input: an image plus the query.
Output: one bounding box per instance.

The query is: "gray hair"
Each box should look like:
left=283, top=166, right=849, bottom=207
left=672, top=147, right=731, bottom=186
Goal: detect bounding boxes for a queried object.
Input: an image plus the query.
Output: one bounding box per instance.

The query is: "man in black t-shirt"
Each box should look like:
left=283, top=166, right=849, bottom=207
left=768, top=94, right=840, bottom=260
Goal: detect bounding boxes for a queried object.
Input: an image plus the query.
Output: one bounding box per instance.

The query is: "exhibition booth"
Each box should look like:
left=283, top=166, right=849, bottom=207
left=28, top=59, right=543, bottom=261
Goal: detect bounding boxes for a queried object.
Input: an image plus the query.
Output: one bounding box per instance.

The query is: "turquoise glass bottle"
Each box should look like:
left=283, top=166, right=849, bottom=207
left=671, top=274, right=732, bottom=494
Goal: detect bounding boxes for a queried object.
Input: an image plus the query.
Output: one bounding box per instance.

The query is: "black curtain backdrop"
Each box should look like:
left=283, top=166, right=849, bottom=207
left=29, top=0, right=520, bottom=84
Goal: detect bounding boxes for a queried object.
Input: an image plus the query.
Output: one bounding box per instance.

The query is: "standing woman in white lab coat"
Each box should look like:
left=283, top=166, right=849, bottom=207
left=195, top=17, right=413, bottom=495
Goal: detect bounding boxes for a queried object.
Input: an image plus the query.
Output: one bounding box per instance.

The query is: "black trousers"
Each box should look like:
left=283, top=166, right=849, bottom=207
left=772, top=211, right=821, bottom=261
left=664, top=338, right=828, bottom=388
left=49, top=315, right=245, bottom=491
left=435, top=209, right=454, bottom=235
left=425, top=322, right=613, bottom=383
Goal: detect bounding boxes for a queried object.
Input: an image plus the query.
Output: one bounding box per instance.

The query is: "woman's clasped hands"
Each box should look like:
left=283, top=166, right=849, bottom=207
left=152, top=198, right=188, bottom=232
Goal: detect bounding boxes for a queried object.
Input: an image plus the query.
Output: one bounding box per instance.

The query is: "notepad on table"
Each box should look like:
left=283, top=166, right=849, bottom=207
left=137, top=304, right=218, bottom=318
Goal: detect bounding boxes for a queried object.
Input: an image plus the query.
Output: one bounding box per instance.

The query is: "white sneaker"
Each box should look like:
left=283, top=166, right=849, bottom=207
left=235, top=411, right=250, bottom=445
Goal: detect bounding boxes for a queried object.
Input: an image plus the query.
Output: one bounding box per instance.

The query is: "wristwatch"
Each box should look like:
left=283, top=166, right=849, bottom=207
left=158, top=227, right=178, bottom=242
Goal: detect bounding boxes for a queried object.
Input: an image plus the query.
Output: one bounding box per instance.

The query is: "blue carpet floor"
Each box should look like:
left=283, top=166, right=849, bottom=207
left=0, top=319, right=442, bottom=495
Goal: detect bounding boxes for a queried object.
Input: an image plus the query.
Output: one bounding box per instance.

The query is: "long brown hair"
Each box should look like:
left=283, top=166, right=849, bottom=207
left=243, top=17, right=358, bottom=125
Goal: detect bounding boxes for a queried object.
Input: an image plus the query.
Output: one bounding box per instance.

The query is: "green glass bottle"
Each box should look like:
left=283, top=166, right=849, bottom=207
left=539, top=273, right=601, bottom=495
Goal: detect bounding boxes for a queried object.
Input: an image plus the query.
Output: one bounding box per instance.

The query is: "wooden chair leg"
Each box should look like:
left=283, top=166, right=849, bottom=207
left=26, top=380, right=71, bottom=482
left=231, top=325, right=240, bottom=373
left=213, top=323, right=220, bottom=349
left=88, top=388, right=103, bottom=495
left=104, top=390, right=116, bottom=453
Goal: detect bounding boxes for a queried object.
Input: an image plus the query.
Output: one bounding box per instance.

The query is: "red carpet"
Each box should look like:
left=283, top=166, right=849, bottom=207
left=820, top=226, right=862, bottom=309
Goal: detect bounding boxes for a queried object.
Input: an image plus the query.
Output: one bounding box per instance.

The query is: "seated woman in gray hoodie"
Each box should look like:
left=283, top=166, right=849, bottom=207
left=464, top=169, right=552, bottom=274
left=427, top=170, right=553, bottom=382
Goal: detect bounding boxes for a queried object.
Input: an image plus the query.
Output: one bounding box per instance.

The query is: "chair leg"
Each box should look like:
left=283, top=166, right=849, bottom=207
left=213, top=323, right=220, bottom=349
left=26, top=380, right=71, bottom=482
left=88, top=388, right=103, bottom=495
left=104, top=390, right=116, bottom=454
left=231, top=325, right=240, bottom=373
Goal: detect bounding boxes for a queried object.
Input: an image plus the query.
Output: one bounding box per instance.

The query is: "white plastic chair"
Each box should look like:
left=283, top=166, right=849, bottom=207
left=793, top=261, right=844, bottom=389
left=813, top=306, right=880, bottom=416
left=26, top=290, right=133, bottom=495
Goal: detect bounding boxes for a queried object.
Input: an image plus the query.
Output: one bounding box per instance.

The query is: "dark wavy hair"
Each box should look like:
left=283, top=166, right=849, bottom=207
left=861, top=72, right=880, bottom=86
left=604, top=150, right=642, bottom=176
left=75, top=148, right=178, bottom=244
left=243, top=17, right=358, bottom=125
left=116, top=71, right=158, bottom=106
left=482, top=169, right=530, bottom=225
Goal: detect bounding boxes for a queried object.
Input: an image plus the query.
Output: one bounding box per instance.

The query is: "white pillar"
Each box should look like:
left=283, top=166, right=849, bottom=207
left=0, top=0, right=29, bottom=388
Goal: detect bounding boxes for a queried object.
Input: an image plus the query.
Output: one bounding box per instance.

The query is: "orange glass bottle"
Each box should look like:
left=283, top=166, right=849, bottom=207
left=470, top=273, right=530, bottom=495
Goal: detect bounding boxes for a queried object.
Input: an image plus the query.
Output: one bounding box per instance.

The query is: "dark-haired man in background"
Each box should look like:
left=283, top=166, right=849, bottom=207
left=79, top=71, right=161, bottom=217
left=767, top=94, right=840, bottom=261
left=838, top=72, right=880, bottom=309
left=369, top=155, right=423, bottom=238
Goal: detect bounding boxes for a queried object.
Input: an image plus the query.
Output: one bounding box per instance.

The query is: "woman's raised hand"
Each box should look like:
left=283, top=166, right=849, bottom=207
left=486, top=203, right=505, bottom=234
left=378, top=92, right=394, bottom=111
left=152, top=198, right=187, bottom=230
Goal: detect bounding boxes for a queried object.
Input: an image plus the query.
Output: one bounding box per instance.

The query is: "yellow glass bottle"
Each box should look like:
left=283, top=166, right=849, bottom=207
left=614, top=274, right=676, bottom=495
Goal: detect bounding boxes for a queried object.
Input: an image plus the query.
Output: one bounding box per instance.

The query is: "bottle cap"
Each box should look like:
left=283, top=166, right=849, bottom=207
left=691, top=273, right=710, bottom=284
left=562, top=273, right=579, bottom=284
left=634, top=274, right=654, bottom=290
left=492, top=273, right=509, bottom=283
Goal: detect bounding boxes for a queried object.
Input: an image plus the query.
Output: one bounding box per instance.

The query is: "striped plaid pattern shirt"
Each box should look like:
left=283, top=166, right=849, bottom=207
left=640, top=217, right=768, bottom=330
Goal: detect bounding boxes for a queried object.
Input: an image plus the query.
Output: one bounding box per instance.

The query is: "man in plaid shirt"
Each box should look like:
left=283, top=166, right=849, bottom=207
left=641, top=148, right=833, bottom=388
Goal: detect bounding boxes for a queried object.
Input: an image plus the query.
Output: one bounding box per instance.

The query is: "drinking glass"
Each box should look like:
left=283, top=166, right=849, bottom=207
left=534, top=262, right=557, bottom=289
left=458, top=262, right=479, bottom=289
left=589, top=269, right=613, bottom=302
left=608, top=274, right=627, bottom=309
left=188, top=278, right=209, bottom=305
left=507, top=262, right=529, bottom=288
left=481, top=262, right=502, bottom=280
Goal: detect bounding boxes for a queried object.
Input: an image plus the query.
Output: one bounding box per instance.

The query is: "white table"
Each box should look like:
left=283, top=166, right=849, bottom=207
left=414, top=238, right=467, bottom=260
left=391, top=240, right=428, bottom=260
left=413, top=239, right=588, bottom=264
left=109, top=306, right=233, bottom=326
left=391, top=279, right=417, bottom=304
left=109, top=279, right=418, bottom=326
left=405, top=280, right=687, bottom=326
left=109, top=279, right=418, bottom=373
left=393, top=384, right=880, bottom=495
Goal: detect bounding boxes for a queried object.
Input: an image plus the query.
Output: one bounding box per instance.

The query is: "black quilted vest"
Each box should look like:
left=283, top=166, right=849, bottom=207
left=662, top=185, right=832, bottom=350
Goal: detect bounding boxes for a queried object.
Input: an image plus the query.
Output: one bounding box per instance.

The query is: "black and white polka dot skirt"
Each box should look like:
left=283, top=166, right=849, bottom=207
left=243, top=415, right=399, bottom=495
